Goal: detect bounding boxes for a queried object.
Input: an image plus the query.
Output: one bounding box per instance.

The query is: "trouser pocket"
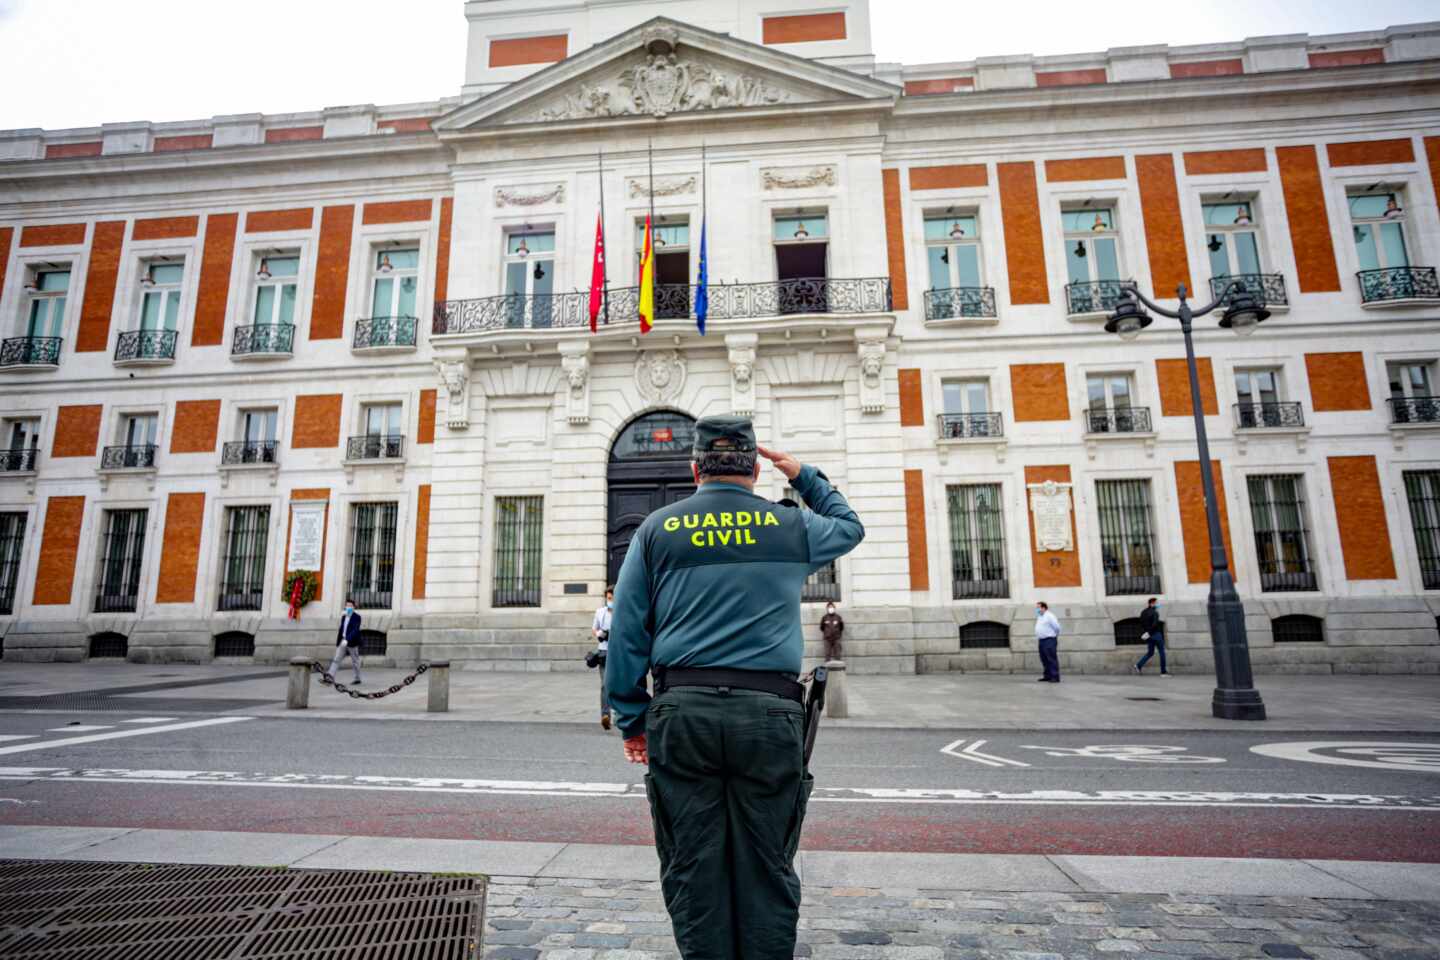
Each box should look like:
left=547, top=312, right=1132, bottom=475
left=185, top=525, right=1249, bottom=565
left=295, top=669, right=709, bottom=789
left=783, top=774, right=815, bottom=863
left=644, top=774, right=675, bottom=871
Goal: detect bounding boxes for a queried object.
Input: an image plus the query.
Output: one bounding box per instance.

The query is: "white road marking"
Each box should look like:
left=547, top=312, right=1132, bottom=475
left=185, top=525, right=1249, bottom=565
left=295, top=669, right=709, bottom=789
left=1251, top=741, right=1440, bottom=772
left=0, top=717, right=252, bottom=756
left=0, top=736, right=37, bottom=743
left=46, top=725, right=114, bottom=733
left=1021, top=744, right=1226, bottom=764
left=120, top=717, right=179, bottom=724
left=940, top=739, right=1030, bottom=768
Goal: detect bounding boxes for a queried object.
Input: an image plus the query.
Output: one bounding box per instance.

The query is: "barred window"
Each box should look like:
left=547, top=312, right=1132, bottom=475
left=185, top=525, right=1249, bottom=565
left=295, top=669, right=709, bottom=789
left=0, top=512, right=26, bottom=615
left=946, top=484, right=1007, bottom=599
left=1095, top=479, right=1161, bottom=596
left=1246, top=474, right=1318, bottom=592
left=1272, top=614, right=1324, bottom=643
left=214, top=631, right=255, bottom=657
left=218, top=506, right=269, bottom=611
left=959, top=621, right=1010, bottom=649
left=95, top=509, right=147, bottom=613
left=1403, top=470, right=1440, bottom=590
left=786, top=486, right=840, bottom=603
left=347, top=502, right=398, bottom=609
left=1114, top=617, right=1147, bottom=646
left=494, top=496, right=543, bottom=607
left=89, top=632, right=128, bottom=659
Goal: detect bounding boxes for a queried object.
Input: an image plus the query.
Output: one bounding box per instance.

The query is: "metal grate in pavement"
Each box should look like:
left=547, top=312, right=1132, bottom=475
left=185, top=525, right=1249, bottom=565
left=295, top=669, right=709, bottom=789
left=0, top=859, right=485, bottom=959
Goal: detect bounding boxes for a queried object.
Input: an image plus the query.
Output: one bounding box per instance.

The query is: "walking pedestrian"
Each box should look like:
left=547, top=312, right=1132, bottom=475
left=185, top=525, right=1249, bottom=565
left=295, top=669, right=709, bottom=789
left=606, top=416, right=865, bottom=960
left=1035, top=601, right=1061, bottom=683
left=329, top=598, right=363, bottom=684
left=594, top=587, right=614, bottom=729
left=820, top=601, right=844, bottom=662
left=1132, top=597, right=1170, bottom=676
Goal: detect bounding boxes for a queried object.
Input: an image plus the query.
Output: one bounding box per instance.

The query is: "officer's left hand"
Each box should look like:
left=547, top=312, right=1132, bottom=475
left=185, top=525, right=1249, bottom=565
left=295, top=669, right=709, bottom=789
left=623, top=734, right=648, bottom=765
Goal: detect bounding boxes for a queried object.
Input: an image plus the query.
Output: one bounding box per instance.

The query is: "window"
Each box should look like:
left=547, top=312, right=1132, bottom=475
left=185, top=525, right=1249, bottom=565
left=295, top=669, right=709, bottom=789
left=774, top=211, right=830, bottom=314
left=1246, top=475, right=1318, bottom=592
left=104, top=414, right=158, bottom=469
left=1272, top=614, right=1324, bottom=644
left=926, top=213, right=981, bottom=291
left=138, top=261, right=184, bottom=332
left=88, top=632, right=128, bottom=659
left=939, top=379, right=997, bottom=439
left=1234, top=368, right=1297, bottom=428
left=1086, top=373, right=1147, bottom=433
left=369, top=248, right=419, bottom=320
left=946, top=484, right=1007, bottom=599
left=2, top=418, right=39, bottom=472
left=1063, top=206, right=1122, bottom=313
left=1389, top=361, right=1440, bottom=423
left=121, top=413, right=158, bottom=448
left=493, top=495, right=543, bottom=607
left=1204, top=200, right=1262, bottom=279
left=24, top=267, right=69, bottom=339
left=503, top=229, right=555, bottom=328
left=95, top=509, right=147, bottom=613
left=637, top=219, right=691, bottom=320
left=1350, top=190, right=1409, bottom=271
left=356, top=629, right=388, bottom=656
left=786, top=486, right=840, bottom=602
left=943, top=380, right=989, bottom=415
left=225, top=408, right=279, bottom=465
left=352, top=403, right=403, bottom=460
left=1095, top=479, right=1161, bottom=595
left=1113, top=618, right=1147, bottom=646
left=252, top=254, right=300, bottom=327
left=0, top=512, right=26, bottom=614
left=243, top=409, right=278, bottom=444
left=959, top=621, right=1010, bottom=649
left=347, top=502, right=398, bottom=610
left=1403, top=470, right=1440, bottom=590
left=214, top=631, right=256, bottom=657
left=218, top=505, right=269, bottom=611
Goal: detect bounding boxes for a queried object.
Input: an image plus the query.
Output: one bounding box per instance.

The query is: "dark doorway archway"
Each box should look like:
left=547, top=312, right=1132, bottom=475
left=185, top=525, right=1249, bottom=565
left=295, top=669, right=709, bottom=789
left=607, top=410, right=697, bottom=586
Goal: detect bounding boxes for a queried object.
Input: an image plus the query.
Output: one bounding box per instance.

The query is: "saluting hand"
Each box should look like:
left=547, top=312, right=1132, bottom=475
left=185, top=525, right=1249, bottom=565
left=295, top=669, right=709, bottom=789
left=757, top=445, right=801, bottom=481
left=624, top=734, right=648, bottom=765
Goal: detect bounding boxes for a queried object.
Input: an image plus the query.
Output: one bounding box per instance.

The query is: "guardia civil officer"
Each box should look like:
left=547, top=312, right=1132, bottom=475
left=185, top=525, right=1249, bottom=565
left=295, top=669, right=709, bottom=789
left=606, top=416, right=864, bottom=960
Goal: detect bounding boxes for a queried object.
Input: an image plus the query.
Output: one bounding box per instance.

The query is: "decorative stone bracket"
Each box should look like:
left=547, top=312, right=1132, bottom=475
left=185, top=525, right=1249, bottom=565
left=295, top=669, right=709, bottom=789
left=559, top=339, right=592, bottom=425
left=854, top=325, right=891, bottom=415
left=725, top=333, right=758, bottom=418
left=434, top=355, right=471, bottom=429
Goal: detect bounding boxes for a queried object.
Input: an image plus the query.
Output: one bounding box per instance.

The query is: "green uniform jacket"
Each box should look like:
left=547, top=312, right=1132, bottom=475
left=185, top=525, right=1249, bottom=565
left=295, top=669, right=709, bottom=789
left=605, top=464, right=864, bottom=739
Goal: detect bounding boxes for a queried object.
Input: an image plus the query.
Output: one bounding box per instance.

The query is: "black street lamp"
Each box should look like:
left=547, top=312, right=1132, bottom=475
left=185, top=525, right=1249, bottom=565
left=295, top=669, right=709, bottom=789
left=1105, top=281, right=1269, bottom=721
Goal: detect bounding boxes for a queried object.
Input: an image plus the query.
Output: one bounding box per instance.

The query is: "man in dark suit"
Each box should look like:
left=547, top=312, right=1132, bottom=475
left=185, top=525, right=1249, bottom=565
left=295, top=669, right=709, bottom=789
left=328, top=598, right=363, bottom=684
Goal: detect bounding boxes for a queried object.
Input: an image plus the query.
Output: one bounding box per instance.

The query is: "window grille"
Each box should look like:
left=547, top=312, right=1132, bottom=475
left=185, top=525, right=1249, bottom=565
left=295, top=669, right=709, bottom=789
left=214, top=631, right=256, bottom=657
left=89, top=632, right=128, bottom=659
left=95, top=509, right=147, bottom=613
left=1114, top=617, right=1147, bottom=646
left=1403, top=470, right=1440, bottom=590
left=946, top=484, right=1007, bottom=599
left=1096, top=480, right=1162, bottom=595
left=346, top=502, right=398, bottom=609
left=493, top=496, right=544, bottom=607
left=0, top=512, right=26, bottom=615
left=1246, top=475, right=1318, bottom=592
left=786, top=486, right=841, bottom=602
left=1272, top=614, right=1324, bottom=643
left=218, top=505, right=269, bottom=611
left=357, top=629, right=388, bottom=656
left=959, top=621, right=1010, bottom=650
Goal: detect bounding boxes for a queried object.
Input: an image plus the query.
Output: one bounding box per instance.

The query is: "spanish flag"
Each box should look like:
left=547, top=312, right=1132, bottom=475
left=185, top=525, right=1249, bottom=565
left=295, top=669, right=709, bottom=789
left=638, top=213, right=654, bottom=333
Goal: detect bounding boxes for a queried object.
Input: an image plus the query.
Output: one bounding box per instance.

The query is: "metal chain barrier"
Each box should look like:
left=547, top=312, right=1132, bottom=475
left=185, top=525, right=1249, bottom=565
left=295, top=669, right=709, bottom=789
left=310, top=661, right=429, bottom=700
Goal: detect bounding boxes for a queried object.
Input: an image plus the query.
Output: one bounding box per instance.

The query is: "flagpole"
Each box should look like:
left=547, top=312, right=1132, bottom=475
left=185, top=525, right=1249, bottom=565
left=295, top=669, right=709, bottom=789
left=699, top=141, right=708, bottom=336
left=598, top=149, right=609, bottom=326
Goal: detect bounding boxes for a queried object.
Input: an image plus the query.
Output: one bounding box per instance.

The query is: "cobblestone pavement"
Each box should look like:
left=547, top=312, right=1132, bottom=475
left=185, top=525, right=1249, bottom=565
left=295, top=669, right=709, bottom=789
left=481, top=877, right=1440, bottom=960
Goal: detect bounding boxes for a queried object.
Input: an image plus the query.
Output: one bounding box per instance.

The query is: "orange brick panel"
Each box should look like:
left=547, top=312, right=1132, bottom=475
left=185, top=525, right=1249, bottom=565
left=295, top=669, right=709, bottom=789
left=76, top=220, right=125, bottom=352
left=133, top=216, right=199, bottom=241
left=489, top=34, right=568, bottom=67
left=1305, top=352, right=1371, bottom=412
left=1174, top=460, right=1236, bottom=584
left=413, top=484, right=432, bottom=600
left=362, top=199, right=433, bottom=225
left=154, top=134, right=213, bottom=152
left=193, top=213, right=238, bottom=347
left=0, top=228, right=11, bottom=298
left=1025, top=465, right=1081, bottom=589
left=1035, top=68, right=1106, bottom=87
left=1010, top=363, right=1069, bottom=422
left=1326, top=138, right=1416, bottom=167
left=418, top=389, right=437, bottom=444
left=903, top=78, right=973, bottom=95
left=309, top=205, right=354, bottom=340
left=903, top=470, right=930, bottom=591
left=1044, top=156, right=1126, bottom=182
left=291, top=488, right=331, bottom=501
left=1327, top=456, right=1397, bottom=581
left=1135, top=154, right=1192, bottom=296
left=433, top=198, right=453, bottom=305
left=292, top=394, right=343, bottom=448
left=908, top=164, right=988, bottom=190
left=20, top=223, right=86, bottom=247
left=1427, top=138, right=1440, bottom=218
left=53, top=405, right=103, bottom=458
left=881, top=169, right=909, bottom=312
left=1275, top=146, right=1341, bottom=294
left=1309, top=48, right=1384, bottom=68
left=378, top=117, right=434, bottom=133
left=997, top=162, right=1048, bottom=305
left=33, top=496, right=85, bottom=605
left=245, top=208, right=314, bottom=233
left=762, top=12, right=846, bottom=44
left=1155, top=357, right=1218, bottom=417
left=170, top=400, right=222, bottom=454
left=45, top=141, right=103, bottom=159
left=1170, top=59, right=1244, bottom=78
left=264, top=126, right=324, bottom=143
left=898, top=369, right=924, bottom=427
left=155, top=493, right=206, bottom=603
left=284, top=494, right=329, bottom=602
left=1182, top=149, right=1268, bottom=175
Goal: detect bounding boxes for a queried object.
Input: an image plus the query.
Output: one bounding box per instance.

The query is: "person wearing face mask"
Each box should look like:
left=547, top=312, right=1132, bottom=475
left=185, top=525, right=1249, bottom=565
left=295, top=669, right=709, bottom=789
left=819, top=601, right=844, bottom=663
left=1133, top=597, right=1170, bottom=676
left=594, top=587, right=615, bottom=729
left=329, top=598, right=363, bottom=684
left=1035, top=601, right=1061, bottom=683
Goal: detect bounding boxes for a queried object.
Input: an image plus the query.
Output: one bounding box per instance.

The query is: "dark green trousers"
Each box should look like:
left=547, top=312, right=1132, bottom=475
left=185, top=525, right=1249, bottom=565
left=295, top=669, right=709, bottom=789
left=644, top=687, right=814, bottom=960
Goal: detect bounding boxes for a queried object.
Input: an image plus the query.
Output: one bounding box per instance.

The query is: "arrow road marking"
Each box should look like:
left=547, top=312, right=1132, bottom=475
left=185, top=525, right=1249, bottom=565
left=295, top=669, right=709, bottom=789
left=0, top=717, right=252, bottom=756
left=940, top=739, right=1030, bottom=768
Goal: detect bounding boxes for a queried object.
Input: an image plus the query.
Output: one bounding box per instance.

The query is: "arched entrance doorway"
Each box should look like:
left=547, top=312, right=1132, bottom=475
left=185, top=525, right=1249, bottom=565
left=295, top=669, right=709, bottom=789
left=607, top=410, right=697, bottom=585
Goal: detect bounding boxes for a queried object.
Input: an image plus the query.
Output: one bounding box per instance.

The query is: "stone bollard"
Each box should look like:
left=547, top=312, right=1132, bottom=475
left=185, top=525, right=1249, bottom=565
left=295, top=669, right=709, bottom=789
left=823, top=660, right=847, bottom=719
left=427, top=660, right=451, bottom=713
left=287, top=657, right=313, bottom=710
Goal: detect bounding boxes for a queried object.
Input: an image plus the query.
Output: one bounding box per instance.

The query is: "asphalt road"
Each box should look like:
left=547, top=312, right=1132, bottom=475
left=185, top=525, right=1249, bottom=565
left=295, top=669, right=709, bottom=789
left=1, top=710, right=1437, bottom=862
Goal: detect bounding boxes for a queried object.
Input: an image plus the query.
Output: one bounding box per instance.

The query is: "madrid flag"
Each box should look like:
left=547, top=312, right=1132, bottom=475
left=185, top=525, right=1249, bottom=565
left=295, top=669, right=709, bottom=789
left=588, top=213, right=606, bottom=333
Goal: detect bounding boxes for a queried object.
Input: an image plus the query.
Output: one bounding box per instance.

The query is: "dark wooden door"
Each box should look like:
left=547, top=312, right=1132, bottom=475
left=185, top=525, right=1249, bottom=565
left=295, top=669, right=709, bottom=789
left=607, top=470, right=695, bottom=586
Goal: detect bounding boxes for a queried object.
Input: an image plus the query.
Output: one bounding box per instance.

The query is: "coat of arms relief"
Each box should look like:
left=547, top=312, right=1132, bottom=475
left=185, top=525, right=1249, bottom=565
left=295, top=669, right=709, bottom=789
left=530, top=50, right=792, bottom=122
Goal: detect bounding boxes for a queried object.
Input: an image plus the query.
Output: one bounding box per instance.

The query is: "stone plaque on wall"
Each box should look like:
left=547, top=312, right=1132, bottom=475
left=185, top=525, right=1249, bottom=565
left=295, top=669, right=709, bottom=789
left=1027, top=481, right=1073, bottom=552
left=287, top=501, right=326, bottom=570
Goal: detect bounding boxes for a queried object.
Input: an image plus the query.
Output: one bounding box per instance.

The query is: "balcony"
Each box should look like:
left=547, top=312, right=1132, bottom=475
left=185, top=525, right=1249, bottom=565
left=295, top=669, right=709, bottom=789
left=939, top=413, right=1003, bottom=440
left=114, top=329, right=177, bottom=365
left=221, top=440, right=279, bottom=465
left=0, top=448, right=37, bottom=472
left=953, top=577, right=1009, bottom=600
left=1210, top=273, right=1289, bottom=309
left=354, top=316, right=418, bottom=353
left=1086, top=406, right=1153, bottom=434
left=94, top=591, right=139, bottom=614
left=1235, top=402, right=1305, bottom=429
left=1065, top=279, right=1129, bottom=318
left=347, top=435, right=404, bottom=460
left=1390, top=397, right=1440, bottom=425
left=0, top=336, right=62, bottom=369
left=1104, top=573, right=1163, bottom=596
left=100, top=444, right=157, bottom=470
left=1358, top=266, right=1440, bottom=306
left=1260, top=570, right=1319, bottom=593
left=923, top=286, right=997, bottom=323
left=232, top=323, right=295, bottom=359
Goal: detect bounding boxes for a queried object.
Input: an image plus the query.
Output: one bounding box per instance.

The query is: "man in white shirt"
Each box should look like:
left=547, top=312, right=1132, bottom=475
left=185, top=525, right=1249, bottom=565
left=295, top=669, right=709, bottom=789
left=593, top=587, right=614, bottom=729
left=1035, top=601, right=1062, bottom=683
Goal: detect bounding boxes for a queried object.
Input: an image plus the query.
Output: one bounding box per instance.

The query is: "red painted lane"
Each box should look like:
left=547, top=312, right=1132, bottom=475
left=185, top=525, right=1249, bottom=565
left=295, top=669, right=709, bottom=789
left=2, top=781, right=1438, bottom=862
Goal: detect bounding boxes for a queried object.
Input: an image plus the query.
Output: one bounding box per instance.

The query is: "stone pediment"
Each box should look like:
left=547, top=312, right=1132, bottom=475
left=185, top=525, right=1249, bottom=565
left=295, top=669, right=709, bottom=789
left=434, top=18, right=897, bottom=131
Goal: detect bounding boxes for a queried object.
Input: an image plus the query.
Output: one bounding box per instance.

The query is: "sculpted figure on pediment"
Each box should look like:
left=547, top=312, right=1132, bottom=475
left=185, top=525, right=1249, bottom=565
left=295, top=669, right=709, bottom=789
left=528, top=52, right=791, bottom=122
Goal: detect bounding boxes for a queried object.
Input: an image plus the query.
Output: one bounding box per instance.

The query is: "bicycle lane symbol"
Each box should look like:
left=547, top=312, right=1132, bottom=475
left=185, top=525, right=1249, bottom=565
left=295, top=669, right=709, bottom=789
left=1019, top=744, right=1227, bottom=764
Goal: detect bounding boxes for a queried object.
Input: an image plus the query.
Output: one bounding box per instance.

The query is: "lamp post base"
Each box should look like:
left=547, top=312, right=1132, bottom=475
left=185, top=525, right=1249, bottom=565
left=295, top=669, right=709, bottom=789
left=1212, top=686, right=1267, bottom=721
left=1207, top=574, right=1266, bottom=721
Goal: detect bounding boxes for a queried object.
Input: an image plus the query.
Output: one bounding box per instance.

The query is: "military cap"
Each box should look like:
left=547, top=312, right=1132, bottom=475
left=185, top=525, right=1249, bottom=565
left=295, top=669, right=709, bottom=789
left=692, top=415, right=756, bottom=455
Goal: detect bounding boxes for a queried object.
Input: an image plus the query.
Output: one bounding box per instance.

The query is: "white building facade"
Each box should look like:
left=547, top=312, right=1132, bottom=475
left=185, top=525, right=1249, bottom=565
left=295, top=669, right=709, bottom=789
left=2, top=1, right=1439, bottom=675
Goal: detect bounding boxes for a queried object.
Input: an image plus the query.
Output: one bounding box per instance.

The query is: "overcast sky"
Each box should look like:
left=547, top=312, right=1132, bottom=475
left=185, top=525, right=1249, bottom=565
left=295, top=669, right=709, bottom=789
left=1, top=0, right=1434, bottom=130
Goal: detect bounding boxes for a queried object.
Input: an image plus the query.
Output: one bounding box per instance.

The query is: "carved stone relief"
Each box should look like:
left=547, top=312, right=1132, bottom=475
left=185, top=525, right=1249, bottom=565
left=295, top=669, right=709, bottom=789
left=628, top=175, right=697, bottom=199
left=855, top=332, right=888, bottom=415
left=434, top=357, right=471, bottom=429
left=725, top=333, right=758, bottom=418
left=495, top=184, right=566, bottom=208
left=530, top=53, right=791, bottom=122
left=558, top=340, right=592, bottom=425
left=634, top=349, right=687, bottom=403
left=761, top=166, right=838, bottom=191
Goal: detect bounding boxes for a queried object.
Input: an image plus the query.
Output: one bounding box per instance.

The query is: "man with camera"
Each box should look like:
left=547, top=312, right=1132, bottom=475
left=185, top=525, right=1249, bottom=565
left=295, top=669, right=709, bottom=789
left=590, top=587, right=614, bottom=729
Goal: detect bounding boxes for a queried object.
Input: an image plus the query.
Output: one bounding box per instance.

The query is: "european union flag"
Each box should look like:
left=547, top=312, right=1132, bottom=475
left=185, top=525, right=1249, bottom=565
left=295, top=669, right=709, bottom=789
left=695, top=218, right=708, bottom=336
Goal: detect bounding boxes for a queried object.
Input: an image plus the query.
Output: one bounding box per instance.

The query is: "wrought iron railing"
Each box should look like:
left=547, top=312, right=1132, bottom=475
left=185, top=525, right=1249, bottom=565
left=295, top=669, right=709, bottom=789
left=93, top=593, right=138, bottom=614
left=0, top=448, right=38, bottom=472
left=938, top=412, right=1004, bottom=440
left=801, top=578, right=840, bottom=603
left=232, top=323, right=295, bottom=356
left=1086, top=407, right=1153, bottom=434
left=218, top=591, right=265, bottom=613
left=221, top=440, right=279, bottom=465
left=1357, top=266, right=1440, bottom=303
left=100, top=444, right=157, bottom=470
left=115, top=329, right=177, bottom=363
left=433, top=277, right=894, bottom=334
left=1260, top=571, right=1319, bottom=593
left=1065, top=279, right=1129, bottom=316
left=1210, top=273, right=1289, bottom=307
left=354, top=316, right=418, bottom=350
left=346, top=435, right=405, bottom=460
left=924, top=286, right=998, bottom=321
left=1104, top=574, right=1163, bottom=596
left=1235, top=402, right=1305, bottom=429
left=953, top=578, right=1009, bottom=600
left=0, top=336, right=62, bottom=367
left=1390, top=397, right=1440, bottom=425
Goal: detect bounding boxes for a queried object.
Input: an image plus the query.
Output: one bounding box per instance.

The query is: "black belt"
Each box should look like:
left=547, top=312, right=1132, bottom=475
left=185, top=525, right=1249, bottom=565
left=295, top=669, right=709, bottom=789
left=654, top=666, right=804, bottom=705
